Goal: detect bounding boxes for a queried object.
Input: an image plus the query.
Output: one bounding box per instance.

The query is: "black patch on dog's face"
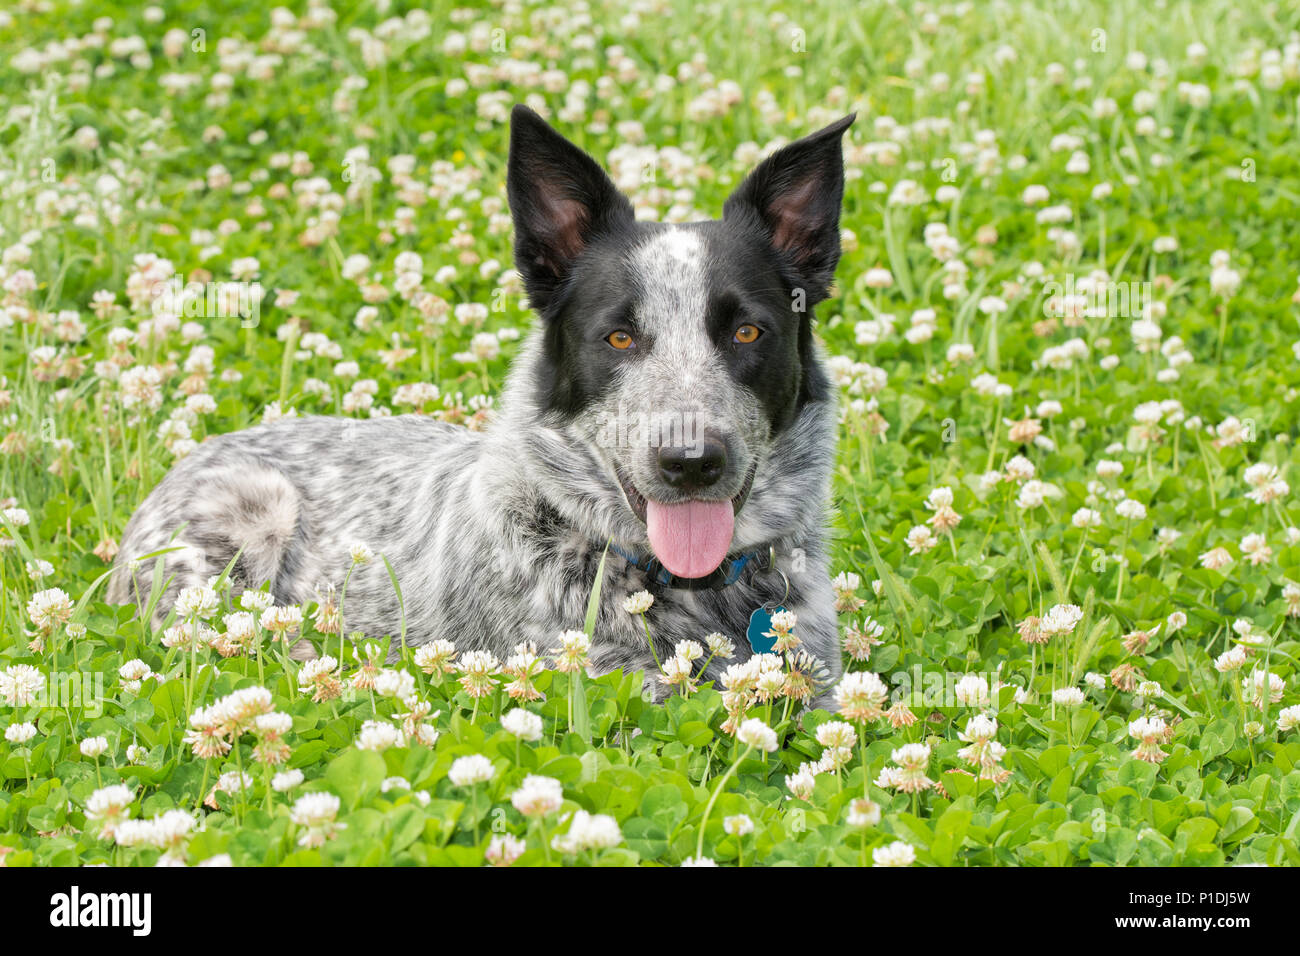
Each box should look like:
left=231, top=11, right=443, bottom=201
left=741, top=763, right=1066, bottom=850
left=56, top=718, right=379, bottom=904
left=696, top=220, right=830, bottom=434
left=533, top=223, right=644, bottom=418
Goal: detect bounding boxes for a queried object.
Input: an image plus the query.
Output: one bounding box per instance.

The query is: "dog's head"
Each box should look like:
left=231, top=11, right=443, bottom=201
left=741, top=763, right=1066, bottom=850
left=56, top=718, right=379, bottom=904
left=506, top=105, right=853, bottom=579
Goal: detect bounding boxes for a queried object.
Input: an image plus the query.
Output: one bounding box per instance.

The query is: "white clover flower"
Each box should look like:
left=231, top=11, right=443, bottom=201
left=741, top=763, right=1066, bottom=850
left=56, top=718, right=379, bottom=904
left=511, top=774, right=564, bottom=818
left=254, top=712, right=293, bottom=737
left=5, top=722, right=37, bottom=745
left=486, top=834, right=526, bottom=866
left=1128, top=717, right=1163, bottom=742
left=1277, top=705, right=1300, bottom=733
left=947, top=343, right=975, bottom=363
left=673, top=639, right=704, bottom=663
left=815, top=720, right=858, bottom=750
left=736, top=717, right=779, bottom=752
left=273, top=769, right=305, bottom=792
left=847, top=798, right=882, bottom=828
left=240, top=590, right=275, bottom=613
left=1116, top=499, right=1147, bottom=521
left=1040, top=603, right=1084, bottom=638
left=704, top=632, right=735, bottom=658
left=1215, top=647, right=1247, bottom=672
left=835, top=670, right=889, bottom=722
left=925, top=486, right=954, bottom=509
left=289, top=792, right=342, bottom=847
left=1005, top=455, right=1036, bottom=481
left=959, top=714, right=998, bottom=742
left=1243, top=669, right=1284, bottom=708
left=118, top=658, right=154, bottom=693
left=266, top=600, right=309, bottom=633
left=1136, top=680, right=1163, bottom=699
left=552, top=810, right=622, bottom=854
left=27, top=588, right=73, bottom=635
left=356, top=720, right=403, bottom=751
left=1022, top=184, right=1050, bottom=204
left=175, top=585, right=219, bottom=620
left=872, top=840, right=916, bottom=866
left=954, top=674, right=990, bottom=707
left=372, top=668, right=416, bottom=699
left=724, top=814, right=755, bottom=836
left=224, top=611, right=256, bottom=642
left=144, top=809, right=196, bottom=855
left=1240, top=533, right=1272, bottom=566
left=501, top=708, right=543, bottom=741
left=1052, top=687, right=1086, bottom=707
left=85, top=784, right=135, bottom=838
left=1133, top=401, right=1164, bottom=425
left=623, top=590, right=654, bottom=614
left=1210, top=265, right=1241, bottom=297
left=831, top=571, right=861, bottom=592
left=887, top=180, right=928, bottom=206
left=785, top=764, right=817, bottom=800
left=1157, top=527, right=1182, bottom=549
left=905, top=525, right=938, bottom=554
left=448, top=753, right=495, bottom=786
left=1016, top=479, right=1062, bottom=509
left=1072, top=507, right=1102, bottom=528
left=0, top=665, right=46, bottom=706
left=863, top=267, right=894, bottom=288
left=3, top=506, right=30, bottom=527
left=651, top=653, right=687, bottom=685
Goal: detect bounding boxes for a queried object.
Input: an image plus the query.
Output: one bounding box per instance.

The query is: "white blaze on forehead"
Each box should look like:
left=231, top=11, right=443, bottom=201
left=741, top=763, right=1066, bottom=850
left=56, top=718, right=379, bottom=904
left=631, top=228, right=711, bottom=360
left=620, top=227, right=738, bottom=437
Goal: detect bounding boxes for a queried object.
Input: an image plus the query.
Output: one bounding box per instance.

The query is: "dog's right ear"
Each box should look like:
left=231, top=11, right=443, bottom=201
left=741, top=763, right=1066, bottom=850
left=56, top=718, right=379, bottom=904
left=507, top=105, right=634, bottom=314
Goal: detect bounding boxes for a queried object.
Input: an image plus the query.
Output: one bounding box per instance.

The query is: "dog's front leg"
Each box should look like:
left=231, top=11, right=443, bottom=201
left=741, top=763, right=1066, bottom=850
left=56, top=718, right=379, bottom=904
left=784, top=575, right=844, bottom=712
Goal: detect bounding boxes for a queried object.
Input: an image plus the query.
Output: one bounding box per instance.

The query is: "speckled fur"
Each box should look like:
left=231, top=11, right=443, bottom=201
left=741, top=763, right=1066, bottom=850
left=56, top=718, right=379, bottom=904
left=109, top=111, right=849, bottom=706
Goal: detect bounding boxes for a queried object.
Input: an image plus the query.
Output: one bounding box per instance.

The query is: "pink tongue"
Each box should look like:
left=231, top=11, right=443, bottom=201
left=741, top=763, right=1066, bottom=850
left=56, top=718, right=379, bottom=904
left=646, top=499, right=735, bottom=579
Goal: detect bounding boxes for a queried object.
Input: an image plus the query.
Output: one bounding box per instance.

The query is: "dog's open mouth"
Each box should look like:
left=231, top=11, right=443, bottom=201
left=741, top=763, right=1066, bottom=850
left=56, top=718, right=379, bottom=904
left=616, top=463, right=756, bottom=579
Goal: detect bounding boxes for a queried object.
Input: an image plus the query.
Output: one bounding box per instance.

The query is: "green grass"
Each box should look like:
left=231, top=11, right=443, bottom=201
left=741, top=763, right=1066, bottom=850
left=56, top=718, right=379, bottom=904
left=1, top=0, right=1299, bottom=866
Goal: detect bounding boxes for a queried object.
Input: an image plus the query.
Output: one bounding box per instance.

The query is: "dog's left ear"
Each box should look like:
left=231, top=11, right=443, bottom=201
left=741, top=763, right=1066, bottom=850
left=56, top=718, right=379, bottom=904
left=723, top=113, right=855, bottom=303
left=507, top=105, right=635, bottom=314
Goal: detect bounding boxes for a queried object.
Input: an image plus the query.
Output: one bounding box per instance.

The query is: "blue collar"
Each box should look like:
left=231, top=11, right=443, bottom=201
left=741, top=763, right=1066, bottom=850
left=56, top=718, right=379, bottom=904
left=609, top=543, right=768, bottom=591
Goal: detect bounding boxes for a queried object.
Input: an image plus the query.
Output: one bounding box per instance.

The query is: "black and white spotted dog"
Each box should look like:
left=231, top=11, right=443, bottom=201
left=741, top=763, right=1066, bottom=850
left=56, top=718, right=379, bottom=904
left=109, top=106, right=855, bottom=705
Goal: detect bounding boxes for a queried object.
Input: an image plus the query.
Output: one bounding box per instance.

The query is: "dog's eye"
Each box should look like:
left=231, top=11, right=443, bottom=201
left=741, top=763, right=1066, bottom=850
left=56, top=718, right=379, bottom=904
left=606, top=330, right=636, bottom=351
left=733, top=324, right=762, bottom=345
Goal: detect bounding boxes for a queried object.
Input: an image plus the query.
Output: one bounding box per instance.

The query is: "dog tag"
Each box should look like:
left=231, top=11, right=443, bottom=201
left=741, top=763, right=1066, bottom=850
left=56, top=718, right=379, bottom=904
left=746, top=605, right=786, bottom=654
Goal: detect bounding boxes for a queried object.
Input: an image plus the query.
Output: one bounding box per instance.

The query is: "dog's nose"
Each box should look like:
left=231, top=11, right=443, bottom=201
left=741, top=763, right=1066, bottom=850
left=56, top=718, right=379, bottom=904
left=657, top=437, right=727, bottom=491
